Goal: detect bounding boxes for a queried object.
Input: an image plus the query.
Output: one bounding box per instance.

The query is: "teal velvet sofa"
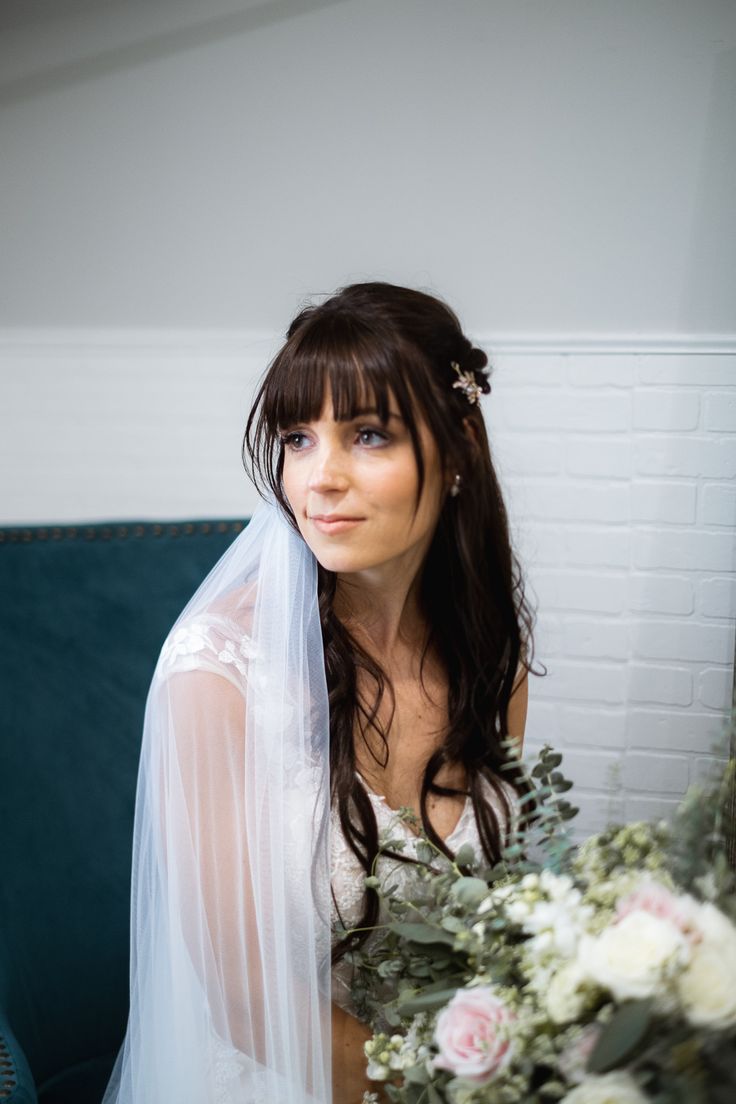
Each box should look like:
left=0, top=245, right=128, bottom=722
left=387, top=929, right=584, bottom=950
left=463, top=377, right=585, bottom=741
left=0, top=518, right=248, bottom=1104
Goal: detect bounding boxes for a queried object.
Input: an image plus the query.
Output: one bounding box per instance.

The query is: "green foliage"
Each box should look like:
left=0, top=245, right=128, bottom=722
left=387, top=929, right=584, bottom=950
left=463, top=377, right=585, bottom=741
left=345, top=737, right=736, bottom=1104
left=587, top=999, right=653, bottom=1073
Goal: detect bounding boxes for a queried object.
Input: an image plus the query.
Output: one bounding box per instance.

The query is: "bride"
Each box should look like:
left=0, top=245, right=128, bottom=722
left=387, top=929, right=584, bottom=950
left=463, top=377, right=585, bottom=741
left=101, top=282, right=533, bottom=1104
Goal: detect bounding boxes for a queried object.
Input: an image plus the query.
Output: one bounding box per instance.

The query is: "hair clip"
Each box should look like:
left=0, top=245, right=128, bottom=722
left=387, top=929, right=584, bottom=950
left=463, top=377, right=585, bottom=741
left=450, top=361, right=483, bottom=405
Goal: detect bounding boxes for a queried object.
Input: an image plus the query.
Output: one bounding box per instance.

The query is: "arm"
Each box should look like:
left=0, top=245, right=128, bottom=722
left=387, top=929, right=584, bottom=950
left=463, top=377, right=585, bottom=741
left=507, top=664, right=528, bottom=755
left=332, top=1002, right=390, bottom=1104
left=155, top=663, right=332, bottom=1099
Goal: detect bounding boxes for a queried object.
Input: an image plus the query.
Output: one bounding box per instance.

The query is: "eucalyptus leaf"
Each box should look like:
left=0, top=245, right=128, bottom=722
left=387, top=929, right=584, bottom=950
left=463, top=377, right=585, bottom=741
left=449, top=876, right=489, bottom=906
left=455, top=842, right=477, bottom=866
left=588, top=1000, right=652, bottom=1073
left=397, top=986, right=459, bottom=1014
left=403, top=1063, right=430, bottom=1085
left=389, top=922, right=456, bottom=947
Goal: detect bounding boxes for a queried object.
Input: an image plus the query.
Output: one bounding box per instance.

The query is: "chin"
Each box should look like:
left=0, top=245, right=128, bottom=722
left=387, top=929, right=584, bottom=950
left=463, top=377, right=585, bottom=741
left=311, top=550, right=369, bottom=574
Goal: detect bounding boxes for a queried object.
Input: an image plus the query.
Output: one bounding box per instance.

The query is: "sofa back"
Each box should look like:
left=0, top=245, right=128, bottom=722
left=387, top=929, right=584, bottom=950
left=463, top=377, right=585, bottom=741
left=0, top=519, right=246, bottom=1098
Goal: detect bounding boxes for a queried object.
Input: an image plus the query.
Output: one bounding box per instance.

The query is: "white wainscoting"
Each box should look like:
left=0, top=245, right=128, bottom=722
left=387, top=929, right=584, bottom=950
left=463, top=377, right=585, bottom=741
left=2, top=329, right=734, bottom=833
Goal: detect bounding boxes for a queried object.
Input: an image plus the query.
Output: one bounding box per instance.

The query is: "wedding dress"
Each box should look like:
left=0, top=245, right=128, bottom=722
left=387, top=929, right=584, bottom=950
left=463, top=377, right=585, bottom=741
left=102, top=497, right=516, bottom=1104
left=331, top=772, right=516, bottom=1023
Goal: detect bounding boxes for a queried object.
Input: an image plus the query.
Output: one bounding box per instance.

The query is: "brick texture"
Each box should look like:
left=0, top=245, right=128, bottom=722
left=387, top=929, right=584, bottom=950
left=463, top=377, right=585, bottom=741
left=489, top=350, right=736, bottom=828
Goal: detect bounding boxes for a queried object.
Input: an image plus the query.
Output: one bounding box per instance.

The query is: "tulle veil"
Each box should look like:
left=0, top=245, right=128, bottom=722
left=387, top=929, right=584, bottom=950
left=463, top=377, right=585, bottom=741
left=101, top=494, right=333, bottom=1103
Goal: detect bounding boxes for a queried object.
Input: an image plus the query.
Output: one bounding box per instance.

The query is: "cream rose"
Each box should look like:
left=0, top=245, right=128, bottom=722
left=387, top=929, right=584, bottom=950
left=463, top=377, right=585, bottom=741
left=577, top=910, right=690, bottom=1001
left=678, top=901, right=736, bottom=1028
left=560, top=1071, right=649, bottom=1103
left=547, top=961, right=590, bottom=1024
left=432, top=986, right=514, bottom=1083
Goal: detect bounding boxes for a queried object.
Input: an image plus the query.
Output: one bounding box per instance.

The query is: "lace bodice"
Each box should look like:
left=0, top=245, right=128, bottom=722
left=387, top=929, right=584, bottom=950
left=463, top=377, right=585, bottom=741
left=330, top=772, right=516, bottom=1022
left=158, top=614, right=516, bottom=1047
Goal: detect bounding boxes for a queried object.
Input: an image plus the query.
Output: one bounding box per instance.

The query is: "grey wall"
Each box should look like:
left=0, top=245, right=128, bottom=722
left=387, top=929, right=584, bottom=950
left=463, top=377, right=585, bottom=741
left=1, top=0, right=734, bottom=334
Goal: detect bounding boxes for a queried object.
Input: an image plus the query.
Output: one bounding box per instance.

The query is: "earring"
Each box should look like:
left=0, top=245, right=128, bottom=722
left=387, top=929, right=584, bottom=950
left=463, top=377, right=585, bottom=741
left=449, top=473, right=462, bottom=497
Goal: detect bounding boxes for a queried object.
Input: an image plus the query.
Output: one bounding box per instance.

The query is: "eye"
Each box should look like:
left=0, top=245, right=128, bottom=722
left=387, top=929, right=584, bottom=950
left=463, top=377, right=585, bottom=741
left=279, top=431, right=309, bottom=451
left=357, top=427, right=389, bottom=447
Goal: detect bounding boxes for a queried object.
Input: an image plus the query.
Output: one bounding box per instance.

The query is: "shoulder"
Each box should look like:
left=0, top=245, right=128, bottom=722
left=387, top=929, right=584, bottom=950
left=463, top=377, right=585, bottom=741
left=156, top=582, right=258, bottom=695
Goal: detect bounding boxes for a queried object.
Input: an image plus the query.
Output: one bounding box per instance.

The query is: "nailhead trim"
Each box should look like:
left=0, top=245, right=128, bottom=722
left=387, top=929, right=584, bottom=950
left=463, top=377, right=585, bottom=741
left=0, top=520, right=246, bottom=544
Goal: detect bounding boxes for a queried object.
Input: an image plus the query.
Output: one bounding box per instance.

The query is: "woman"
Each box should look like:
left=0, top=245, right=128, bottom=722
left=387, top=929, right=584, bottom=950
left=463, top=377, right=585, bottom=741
left=102, top=282, right=534, bottom=1104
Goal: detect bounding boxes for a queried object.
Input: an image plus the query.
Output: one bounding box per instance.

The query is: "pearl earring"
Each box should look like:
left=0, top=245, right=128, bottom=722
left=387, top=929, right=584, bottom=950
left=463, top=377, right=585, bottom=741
left=449, top=474, right=462, bottom=497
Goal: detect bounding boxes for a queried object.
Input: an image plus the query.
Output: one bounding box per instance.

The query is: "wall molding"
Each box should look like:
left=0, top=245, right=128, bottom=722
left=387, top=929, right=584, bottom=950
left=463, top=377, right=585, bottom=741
left=0, top=329, right=735, bottom=356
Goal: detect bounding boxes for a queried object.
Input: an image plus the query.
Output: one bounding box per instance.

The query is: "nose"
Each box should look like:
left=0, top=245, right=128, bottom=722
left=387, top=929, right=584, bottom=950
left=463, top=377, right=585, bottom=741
left=306, top=441, right=350, bottom=494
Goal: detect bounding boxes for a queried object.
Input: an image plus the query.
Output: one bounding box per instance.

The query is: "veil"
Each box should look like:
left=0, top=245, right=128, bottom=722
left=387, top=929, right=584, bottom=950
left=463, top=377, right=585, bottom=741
left=101, top=494, right=333, bottom=1104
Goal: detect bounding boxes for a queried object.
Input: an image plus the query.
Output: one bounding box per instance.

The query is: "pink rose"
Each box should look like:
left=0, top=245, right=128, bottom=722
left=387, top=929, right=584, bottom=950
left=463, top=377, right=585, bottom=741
left=433, top=986, right=514, bottom=1083
left=616, top=881, right=700, bottom=943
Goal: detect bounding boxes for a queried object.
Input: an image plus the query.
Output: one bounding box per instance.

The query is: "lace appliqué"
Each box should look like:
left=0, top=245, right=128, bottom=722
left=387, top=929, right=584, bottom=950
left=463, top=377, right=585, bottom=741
left=158, top=614, right=256, bottom=684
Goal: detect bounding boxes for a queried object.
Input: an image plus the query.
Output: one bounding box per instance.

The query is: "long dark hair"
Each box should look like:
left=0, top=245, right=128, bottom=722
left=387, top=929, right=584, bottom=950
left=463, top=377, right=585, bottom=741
left=244, top=281, right=537, bottom=965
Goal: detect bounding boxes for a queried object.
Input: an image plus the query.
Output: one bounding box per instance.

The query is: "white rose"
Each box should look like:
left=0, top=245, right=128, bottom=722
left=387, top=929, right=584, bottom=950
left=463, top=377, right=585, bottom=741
left=546, top=961, right=590, bottom=1024
left=577, top=911, right=690, bottom=1001
left=560, top=1071, right=649, bottom=1104
left=678, top=901, right=736, bottom=1028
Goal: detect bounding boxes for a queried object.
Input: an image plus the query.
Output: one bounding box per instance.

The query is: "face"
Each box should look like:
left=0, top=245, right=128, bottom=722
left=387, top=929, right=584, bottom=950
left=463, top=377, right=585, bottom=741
left=280, top=385, right=447, bottom=580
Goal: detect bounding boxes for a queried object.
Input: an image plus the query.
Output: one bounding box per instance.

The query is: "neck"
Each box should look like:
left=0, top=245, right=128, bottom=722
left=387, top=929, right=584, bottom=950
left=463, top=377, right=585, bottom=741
left=334, top=564, right=428, bottom=661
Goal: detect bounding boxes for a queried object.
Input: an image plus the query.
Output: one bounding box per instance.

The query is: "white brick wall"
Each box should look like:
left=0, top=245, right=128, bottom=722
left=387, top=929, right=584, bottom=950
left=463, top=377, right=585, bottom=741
left=487, top=348, right=735, bottom=835
left=2, top=333, right=735, bottom=837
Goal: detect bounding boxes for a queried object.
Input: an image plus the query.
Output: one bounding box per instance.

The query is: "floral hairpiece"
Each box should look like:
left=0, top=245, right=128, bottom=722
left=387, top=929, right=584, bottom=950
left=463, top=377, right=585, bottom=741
left=450, top=360, right=484, bottom=405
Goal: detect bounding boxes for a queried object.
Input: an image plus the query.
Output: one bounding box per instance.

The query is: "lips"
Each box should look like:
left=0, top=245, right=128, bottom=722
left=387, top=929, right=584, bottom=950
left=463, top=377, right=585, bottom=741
left=309, top=515, right=365, bottom=535
left=310, top=515, right=362, bottom=522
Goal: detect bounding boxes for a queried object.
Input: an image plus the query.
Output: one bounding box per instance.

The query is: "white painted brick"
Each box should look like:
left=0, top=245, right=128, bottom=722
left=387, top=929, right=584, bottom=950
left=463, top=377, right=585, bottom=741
left=625, top=796, right=681, bottom=823
left=560, top=617, right=630, bottom=660
left=492, top=436, right=563, bottom=477
left=698, top=667, right=733, bottom=710
left=634, top=390, right=700, bottom=431
left=571, top=794, right=626, bottom=837
left=699, top=577, right=736, bottom=619
left=563, top=527, right=631, bottom=569
left=704, top=391, right=736, bottom=431
left=567, top=357, right=635, bottom=387
left=532, top=570, right=626, bottom=613
left=631, top=481, right=697, bottom=524
left=561, top=750, right=622, bottom=791
left=627, top=709, right=729, bottom=754
left=701, top=482, right=736, bottom=527
left=558, top=705, right=627, bottom=749
left=629, top=574, right=694, bottom=615
left=510, top=480, right=629, bottom=523
left=492, top=356, right=565, bottom=387
left=523, top=700, right=561, bottom=746
left=534, top=660, right=627, bottom=704
left=534, top=614, right=562, bottom=657
left=565, top=437, right=632, bottom=478
left=518, top=526, right=565, bottom=567
left=497, top=391, right=630, bottom=432
left=622, top=752, right=689, bottom=794
left=632, top=620, right=734, bottom=663
left=637, top=356, right=736, bottom=386
left=629, top=664, right=693, bottom=706
left=633, top=529, right=734, bottom=572
left=634, top=436, right=736, bottom=479
left=691, top=755, right=730, bottom=786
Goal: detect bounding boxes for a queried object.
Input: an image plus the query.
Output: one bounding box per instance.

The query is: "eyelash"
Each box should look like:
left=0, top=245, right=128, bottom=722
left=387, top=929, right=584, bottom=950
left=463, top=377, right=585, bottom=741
left=279, top=427, right=390, bottom=451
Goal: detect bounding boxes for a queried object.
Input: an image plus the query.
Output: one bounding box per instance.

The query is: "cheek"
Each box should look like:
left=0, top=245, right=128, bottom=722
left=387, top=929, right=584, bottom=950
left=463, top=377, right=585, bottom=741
left=280, top=458, right=302, bottom=509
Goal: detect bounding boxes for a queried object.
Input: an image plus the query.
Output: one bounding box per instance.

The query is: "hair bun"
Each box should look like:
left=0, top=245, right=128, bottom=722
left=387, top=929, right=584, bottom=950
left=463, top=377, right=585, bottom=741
left=464, top=346, right=492, bottom=395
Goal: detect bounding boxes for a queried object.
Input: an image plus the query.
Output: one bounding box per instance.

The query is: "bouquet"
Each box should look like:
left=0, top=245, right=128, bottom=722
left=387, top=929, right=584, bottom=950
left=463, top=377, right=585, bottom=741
left=343, top=738, right=736, bottom=1104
